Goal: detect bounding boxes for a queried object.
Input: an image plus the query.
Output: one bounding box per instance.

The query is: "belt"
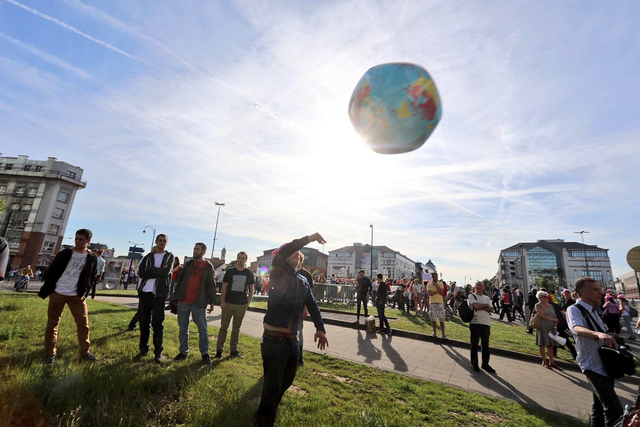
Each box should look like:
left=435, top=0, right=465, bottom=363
left=263, top=330, right=296, bottom=339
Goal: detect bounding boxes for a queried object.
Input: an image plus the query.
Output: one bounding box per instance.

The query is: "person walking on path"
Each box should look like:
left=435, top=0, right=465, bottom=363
left=567, top=277, right=623, bottom=426
left=534, top=290, right=560, bottom=370
left=171, top=242, right=216, bottom=365
left=133, top=234, right=174, bottom=364
left=38, top=228, right=98, bottom=366
left=499, top=285, right=513, bottom=322
left=375, top=274, right=391, bottom=335
left=427, top=272, right=447, bottom=339
left=355, top=270, right=372, bottom=323
left=602, top=295, right=621, bottom=334
left=254, top=233, right=328, bottom=427
left=468, top=281, right=496, bottom=373
left=618, top=294, right=636, bottom=340
left=215, top=251, right=255, bottom=359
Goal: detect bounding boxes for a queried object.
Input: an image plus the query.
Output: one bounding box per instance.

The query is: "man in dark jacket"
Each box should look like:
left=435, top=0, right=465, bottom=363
left=254, top=233, right=328, bottom=427
left=171, top=242, right=216, bottom=365
left=355, top=269, right=372, bottom=323
left=38, top=229, right=97, bottom=366
left=526, top=288, right=539, bottom=334
left=132, top=234, right=174, bottom=364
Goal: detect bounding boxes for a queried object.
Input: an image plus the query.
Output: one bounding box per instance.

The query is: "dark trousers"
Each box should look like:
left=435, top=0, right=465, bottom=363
left=552, top=329, right=577, bottom=360
left=513, top=304, right=525, bottom=321
left=499, top=303, right=513, bottom=322
left=470, top=324, right=491, bottom=367
left=584, top=370, right=623, bottom=427
left=138, top=292, right=165, bottom=356
left=254, top=336, right=299, bottom=427
left=376, top=301, right=389, bottom=330
left=128, top=311, right=139, bottom=330
left=356, top=294, right=369, bottom=318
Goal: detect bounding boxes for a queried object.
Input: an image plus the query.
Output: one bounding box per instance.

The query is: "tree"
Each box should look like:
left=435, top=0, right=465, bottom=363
left=482, top=278, right=491, bottom=287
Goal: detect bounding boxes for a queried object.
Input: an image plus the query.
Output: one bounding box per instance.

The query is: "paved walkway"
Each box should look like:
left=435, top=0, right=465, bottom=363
left=94, top=295, right=637, bottom=422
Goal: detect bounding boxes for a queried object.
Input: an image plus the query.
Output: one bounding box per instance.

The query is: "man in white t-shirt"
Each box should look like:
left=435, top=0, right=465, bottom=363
left=38, top=229, right=98, bottom=366
left=469, top=281, right=495, bottom=373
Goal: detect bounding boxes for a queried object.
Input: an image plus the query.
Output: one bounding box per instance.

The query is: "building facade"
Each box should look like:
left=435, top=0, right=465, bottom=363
left=497, top=239, right=614, bottom=295
left=327, top=243, right=416, bottom=280
left=0, top=154, right=86, bottom=270
left=615, top=271, right=640, bottom=300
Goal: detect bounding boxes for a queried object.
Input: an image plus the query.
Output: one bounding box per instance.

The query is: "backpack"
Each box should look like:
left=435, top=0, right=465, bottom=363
left=459, top=295, right=476, bottom=323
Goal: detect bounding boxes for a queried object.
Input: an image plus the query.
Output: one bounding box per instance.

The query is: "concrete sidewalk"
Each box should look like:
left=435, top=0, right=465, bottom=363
left=94, top=295, right=636, bottom=422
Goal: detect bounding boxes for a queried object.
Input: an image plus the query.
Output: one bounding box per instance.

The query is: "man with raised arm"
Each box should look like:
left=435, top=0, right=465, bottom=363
left=254, top=233, right=329, bottom=427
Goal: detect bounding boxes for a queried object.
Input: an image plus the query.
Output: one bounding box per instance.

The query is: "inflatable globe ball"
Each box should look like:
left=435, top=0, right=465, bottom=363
left=348, top=63, right=442, bottom=154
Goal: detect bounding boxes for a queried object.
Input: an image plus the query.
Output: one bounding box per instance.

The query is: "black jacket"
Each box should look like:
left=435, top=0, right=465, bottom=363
left=138, top=251, right=174, bottom=298
left=38, top=249, right=97, bottom=299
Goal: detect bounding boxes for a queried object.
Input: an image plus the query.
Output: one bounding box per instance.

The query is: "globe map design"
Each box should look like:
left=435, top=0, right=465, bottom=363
left=348, top=63, right=442, bottom=154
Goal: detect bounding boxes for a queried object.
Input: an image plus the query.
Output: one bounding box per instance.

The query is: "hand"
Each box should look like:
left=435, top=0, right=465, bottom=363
left=309, top=233, right=327, bottom=245
left=207, top=304, right=214, bottom=314
left=221, top=301, right=227, bottom=310
left=597, top=332, right=619, bottom=349
left=314, top=331, right=329, bottom=350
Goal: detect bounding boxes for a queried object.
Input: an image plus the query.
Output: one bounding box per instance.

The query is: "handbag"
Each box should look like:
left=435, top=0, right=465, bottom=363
left=575, top=304, right=636, bottom=379
left=529, top=310, right=542, bottom=329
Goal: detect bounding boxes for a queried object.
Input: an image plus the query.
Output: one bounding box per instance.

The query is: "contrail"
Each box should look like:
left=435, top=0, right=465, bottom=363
left=4, top=0, right=164, bottom=70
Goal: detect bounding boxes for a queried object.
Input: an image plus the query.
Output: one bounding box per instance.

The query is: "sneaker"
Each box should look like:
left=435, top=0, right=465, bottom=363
left=202, top=354, right=212, bottom=366
left=471, top=365, right=480, bottom=372
left=154, top=354, right=163, bottom=364
left=482, top=365, right=496, bottom=374
left=431, top=333, right=437, bottom=338
left=442, top=334, right=448, bottom=340
left=132, top=352, right=148, bottom=362
left=83, top=351, right=97, bottom=361
left=230, top=350, right=243, bottom=359
left=214, top=350, right=223, bottom=359
left=172, top=352, right=188, bottom=362
left=44, top=356, right=56, bottom=366
left=298, top=359, right=305, bottom=367
left=377, top=328, right=387, bottom=334
left=386, top=329, right=392, bottom=336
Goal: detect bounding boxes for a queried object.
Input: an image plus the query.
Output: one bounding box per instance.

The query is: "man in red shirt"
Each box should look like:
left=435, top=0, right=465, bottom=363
left=170, top=242, right=216, bottom=365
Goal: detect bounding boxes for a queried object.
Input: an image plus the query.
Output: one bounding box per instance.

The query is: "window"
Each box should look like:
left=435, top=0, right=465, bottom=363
left=57, top=191, right=70, bottom=203
left=502, top=251, right=520, bottom=257
left=8, top=237, right=20, bottom=247
left=68, top=171, right=76, bottom=179
left=5, top=164, right=13, bottom=170
left=10, top=203, right=20, bottom=211
left=21, top=204, right=31, bottom=212
left=52, top=208, right=64, bottom=219
left=14, top=186, right=25, bottom=196
left=574, top=270, right=578, bottom=278
left=47, top=224, right=60, bottom=235
left=23, top=165, right=31, bottom=171
left=27, top=187, right=37, bottom=197
left=43, top=241, right=56, bottom=252
left=35, top=166, right=43, bottom=172
left=0, top=184, right=5, bottom=195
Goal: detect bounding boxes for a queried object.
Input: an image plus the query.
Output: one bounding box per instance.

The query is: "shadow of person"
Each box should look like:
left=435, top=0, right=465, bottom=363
left=379, top=333, right=409, bottom=372
left=356, top=329, right=382, bottom=365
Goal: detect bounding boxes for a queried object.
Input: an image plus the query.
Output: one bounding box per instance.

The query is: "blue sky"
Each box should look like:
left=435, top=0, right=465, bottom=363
left=1, top=0, right=639, bottom=284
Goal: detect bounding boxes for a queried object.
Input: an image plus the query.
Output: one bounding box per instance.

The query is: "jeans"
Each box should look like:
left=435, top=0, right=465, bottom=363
left=45, top=292, right=91, bottom=357
left=584, top=370, right=623, bottom=427
left=177, top=303, right=209, bottom=355
left=138, top=292, right=165, bottom=356
left=376, top=301, right=389, bottom=330
left=254, top=335, right=299, bottom=426
left=217, top=303, right=249, bottom=353
left=469, top=324, right=490, bottom=367
left=622, top=314, right=634, bottom=336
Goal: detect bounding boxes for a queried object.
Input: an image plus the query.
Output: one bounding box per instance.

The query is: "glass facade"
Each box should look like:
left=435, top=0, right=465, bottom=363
left=526, top=246, right=563, bottom=287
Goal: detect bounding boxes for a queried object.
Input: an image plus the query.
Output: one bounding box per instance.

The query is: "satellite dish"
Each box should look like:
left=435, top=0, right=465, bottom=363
left=627, top=247, right=640, bottom=271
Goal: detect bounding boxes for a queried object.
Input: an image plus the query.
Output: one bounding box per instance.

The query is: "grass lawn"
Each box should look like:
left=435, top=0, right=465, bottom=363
left=0, top=293, right=582, bottom=426
left=250, top=300, right=575, bottom=363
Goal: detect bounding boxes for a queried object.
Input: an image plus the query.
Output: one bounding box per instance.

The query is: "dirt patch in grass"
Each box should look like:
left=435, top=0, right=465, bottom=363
left=471, top=411, right=509, bottom=423
left=312, top=370, right=360, bottom=385
left=289, top=385, right=308, bottom=395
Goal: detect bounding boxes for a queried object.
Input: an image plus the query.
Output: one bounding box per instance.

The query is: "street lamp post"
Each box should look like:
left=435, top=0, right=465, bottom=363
left=464, top=275, right=471, bottom=286
left=370, top=224, right=373, bottom=280
left=211, top=202, right=225, bottom=262
left=575, top=230, right=590, bottom=277
left=142, top=225, right=156, bottom=248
